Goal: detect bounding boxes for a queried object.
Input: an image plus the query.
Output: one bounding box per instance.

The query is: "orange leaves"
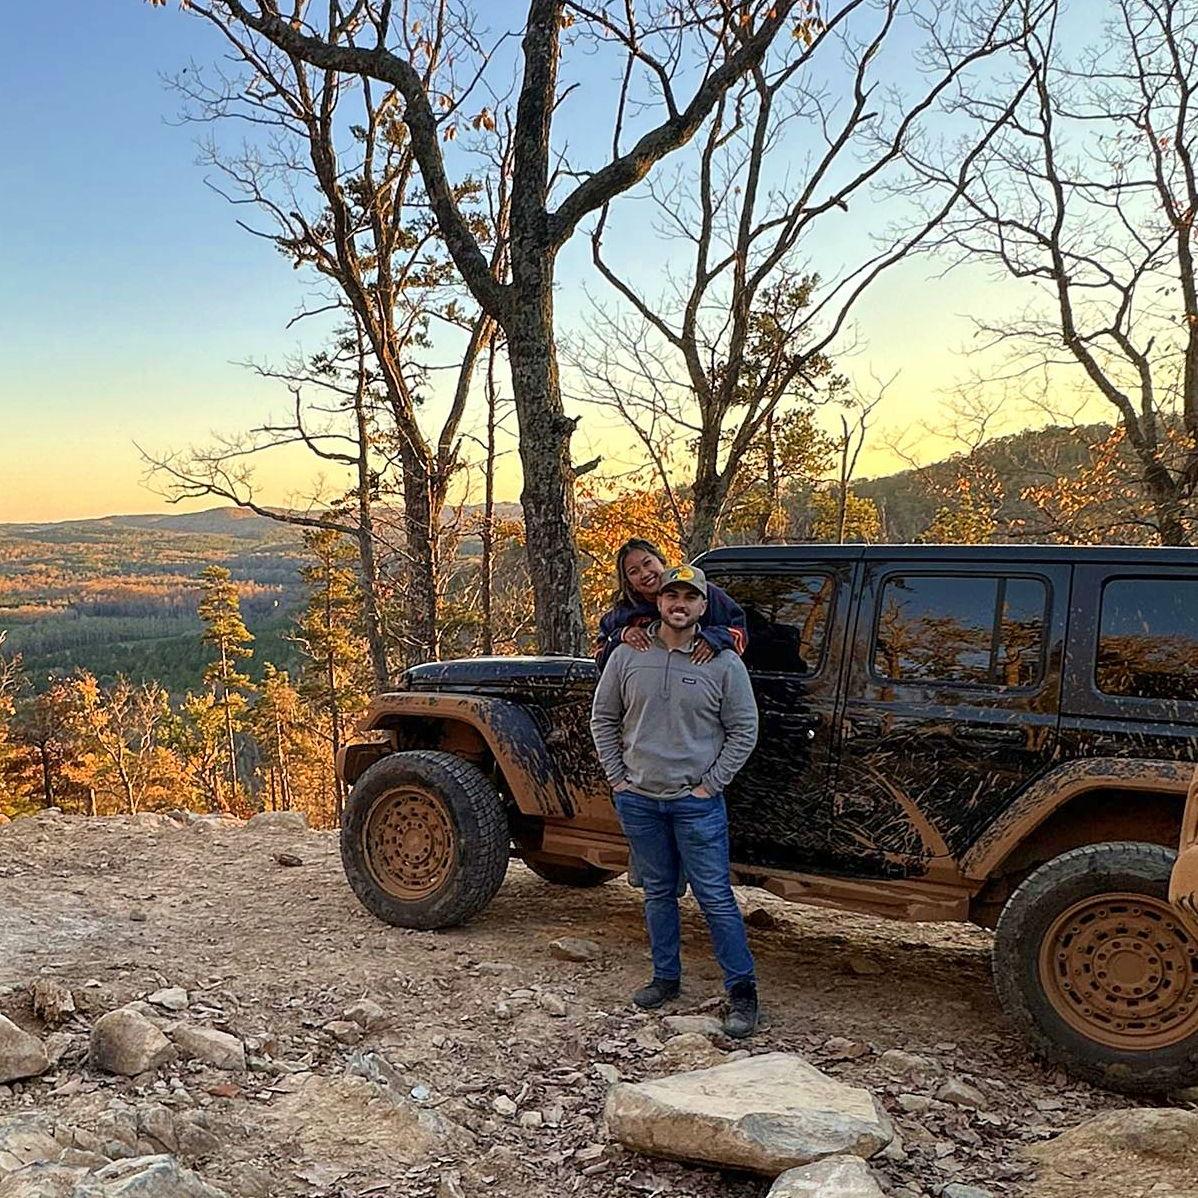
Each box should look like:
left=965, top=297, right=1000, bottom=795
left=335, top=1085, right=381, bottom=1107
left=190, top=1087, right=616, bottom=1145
left=575, top=478, right=683, bottom=622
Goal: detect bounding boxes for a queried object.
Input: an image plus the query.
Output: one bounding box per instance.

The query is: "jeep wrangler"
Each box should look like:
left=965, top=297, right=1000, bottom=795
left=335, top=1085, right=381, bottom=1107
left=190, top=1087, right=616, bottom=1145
left=336, top=544, right=1198, bottom=1094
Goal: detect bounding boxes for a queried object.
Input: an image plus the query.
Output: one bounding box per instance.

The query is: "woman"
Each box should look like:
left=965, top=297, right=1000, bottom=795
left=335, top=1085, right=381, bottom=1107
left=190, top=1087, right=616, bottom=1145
left=594, top=538, right=748, bottom=670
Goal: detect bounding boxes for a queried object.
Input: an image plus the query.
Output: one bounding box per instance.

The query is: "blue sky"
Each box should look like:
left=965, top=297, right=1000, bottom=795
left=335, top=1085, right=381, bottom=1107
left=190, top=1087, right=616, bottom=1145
left=0, top=1, right=1093, bottom=523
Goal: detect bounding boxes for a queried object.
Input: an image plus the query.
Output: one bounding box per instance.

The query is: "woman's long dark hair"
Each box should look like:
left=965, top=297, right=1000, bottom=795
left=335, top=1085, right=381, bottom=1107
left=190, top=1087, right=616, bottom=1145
left=613, top=538, right=668, bottom=608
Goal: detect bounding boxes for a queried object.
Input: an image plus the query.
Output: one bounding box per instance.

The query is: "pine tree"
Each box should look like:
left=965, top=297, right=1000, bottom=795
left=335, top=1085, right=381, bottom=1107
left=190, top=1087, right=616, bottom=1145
left=250, top=665, right=301, bottom=813
left=166, top=692, right=229, bottom=813
left=294, top=530, right=370, bottom=824
left=197, top=565, right=254, bottom=809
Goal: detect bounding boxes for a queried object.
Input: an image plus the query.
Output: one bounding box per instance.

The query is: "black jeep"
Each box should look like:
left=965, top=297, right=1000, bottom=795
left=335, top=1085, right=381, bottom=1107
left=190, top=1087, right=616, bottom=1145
left=336, top=543, right=1198, bottom=1094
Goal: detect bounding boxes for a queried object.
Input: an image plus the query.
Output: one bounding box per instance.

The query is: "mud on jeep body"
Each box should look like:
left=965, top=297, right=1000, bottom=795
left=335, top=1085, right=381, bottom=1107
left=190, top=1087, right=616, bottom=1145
left=337, top=544, right=1198, bottom=1095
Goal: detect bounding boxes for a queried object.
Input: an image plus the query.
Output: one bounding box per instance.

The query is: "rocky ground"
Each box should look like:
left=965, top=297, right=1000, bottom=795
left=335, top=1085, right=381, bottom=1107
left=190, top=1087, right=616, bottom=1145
left=1, top=811, right=1196, bottom=1198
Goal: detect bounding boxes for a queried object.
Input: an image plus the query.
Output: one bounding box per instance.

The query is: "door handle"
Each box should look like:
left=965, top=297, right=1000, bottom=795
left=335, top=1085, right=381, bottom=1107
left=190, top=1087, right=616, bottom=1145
left=846, top=717, right=885, bottom=738
left=954, top=724, right=1024, bottom=745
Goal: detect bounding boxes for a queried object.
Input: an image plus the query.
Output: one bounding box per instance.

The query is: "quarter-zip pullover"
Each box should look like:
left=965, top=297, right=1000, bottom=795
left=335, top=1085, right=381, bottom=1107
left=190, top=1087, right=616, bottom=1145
left=590, top=626, right=759, bottom=800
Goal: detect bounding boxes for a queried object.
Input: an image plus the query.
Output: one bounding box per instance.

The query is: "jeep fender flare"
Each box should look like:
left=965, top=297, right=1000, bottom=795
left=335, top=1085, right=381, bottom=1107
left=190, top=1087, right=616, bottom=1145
left=962, top=756, right=1194, bottom=882
left=346, top=692, right=575, bottom=818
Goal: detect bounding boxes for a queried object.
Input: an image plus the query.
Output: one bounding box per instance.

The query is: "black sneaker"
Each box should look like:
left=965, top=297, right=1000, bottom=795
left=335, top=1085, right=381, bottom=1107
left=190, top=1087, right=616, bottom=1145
left=723, top=980, right=759, bottom=1038
left=632, top=977, right=680, bottom=1009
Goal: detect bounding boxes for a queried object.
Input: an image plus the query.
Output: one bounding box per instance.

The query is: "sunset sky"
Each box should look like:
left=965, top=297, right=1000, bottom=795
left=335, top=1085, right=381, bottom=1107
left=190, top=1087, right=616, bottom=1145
left=0, top=2, right=1100, bottom=525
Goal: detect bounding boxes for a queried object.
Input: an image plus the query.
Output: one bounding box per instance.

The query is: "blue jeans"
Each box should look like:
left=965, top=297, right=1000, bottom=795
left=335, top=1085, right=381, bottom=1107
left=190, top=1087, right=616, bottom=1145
left=614, top=791, right=755, bottom=989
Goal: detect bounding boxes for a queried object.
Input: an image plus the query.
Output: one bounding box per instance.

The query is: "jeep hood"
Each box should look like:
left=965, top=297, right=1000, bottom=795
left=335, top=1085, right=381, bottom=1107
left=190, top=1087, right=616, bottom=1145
left=401, top=656, right=598, bottom=696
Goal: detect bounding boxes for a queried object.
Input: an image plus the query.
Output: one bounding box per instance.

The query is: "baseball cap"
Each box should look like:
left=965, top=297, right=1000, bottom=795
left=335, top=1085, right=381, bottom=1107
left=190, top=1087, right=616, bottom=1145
left=659, top=564, right=708, bottom=599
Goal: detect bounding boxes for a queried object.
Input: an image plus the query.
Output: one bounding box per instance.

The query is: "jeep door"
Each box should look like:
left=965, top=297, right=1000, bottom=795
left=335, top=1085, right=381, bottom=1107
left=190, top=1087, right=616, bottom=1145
left=835, top=558, right=1069, bottom=878
left=704, top=558, right=855, bottom=873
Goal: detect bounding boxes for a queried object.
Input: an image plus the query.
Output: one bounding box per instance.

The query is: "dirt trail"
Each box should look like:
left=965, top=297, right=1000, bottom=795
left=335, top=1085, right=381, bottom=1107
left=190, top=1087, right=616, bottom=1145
left=0, top=813, right=1190, bottom=1197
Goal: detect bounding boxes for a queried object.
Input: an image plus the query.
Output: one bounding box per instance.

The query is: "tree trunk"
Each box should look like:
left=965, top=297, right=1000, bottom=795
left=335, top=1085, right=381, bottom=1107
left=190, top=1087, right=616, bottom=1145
left=38, top=743, right=53, bottom=806
left=400, top=443, right=440, bottom=664
left=481, top=343, right=498, bottom=656
left=1138, top=446, right=1191, bottom=546
left=757, top=413, right=779, bottom=544
left=353, top=394, right=391, bottom=690
left=687, top=472, right=726, bottom=559
left=215, top=640, right=237, bottom=806
left=276, top=713, right=292, bottom=812
left=502, top=288, right=586, bottom=655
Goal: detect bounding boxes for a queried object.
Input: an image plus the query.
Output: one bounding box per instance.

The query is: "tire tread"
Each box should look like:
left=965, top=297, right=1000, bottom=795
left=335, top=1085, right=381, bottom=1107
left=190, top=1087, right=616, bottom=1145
left=340, top=750, right=508, bottom=930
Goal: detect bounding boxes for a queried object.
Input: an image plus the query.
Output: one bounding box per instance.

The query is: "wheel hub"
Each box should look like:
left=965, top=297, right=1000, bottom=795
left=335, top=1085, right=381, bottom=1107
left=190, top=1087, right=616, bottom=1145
left=1039, top=893, right=1198, bottom=1051
left=363, top=788, right=455, bottom=901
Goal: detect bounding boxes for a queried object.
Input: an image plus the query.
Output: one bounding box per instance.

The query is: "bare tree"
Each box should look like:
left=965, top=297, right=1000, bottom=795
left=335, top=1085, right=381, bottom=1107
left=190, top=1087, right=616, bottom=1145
left=907, top=0, right=1198, bottom=544
left=832, top=386, right=886, bottom=543
left=152, top=2, right=513, bottom=666
left=572, top=0, right=1048, bottom=555
left=154, top=0, right=818, bottom=654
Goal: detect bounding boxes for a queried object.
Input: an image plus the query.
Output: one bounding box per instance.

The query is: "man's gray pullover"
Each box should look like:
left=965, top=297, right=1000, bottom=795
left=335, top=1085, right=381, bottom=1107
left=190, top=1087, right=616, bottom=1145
left=589, top=631, right=759, bottom=800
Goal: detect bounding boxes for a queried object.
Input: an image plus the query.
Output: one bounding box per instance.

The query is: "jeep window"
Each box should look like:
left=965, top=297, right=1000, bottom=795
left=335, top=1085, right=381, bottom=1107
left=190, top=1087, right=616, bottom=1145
left=873, top=574, right=1047, bottom=688
left=717, top=573, right=835, bottom=675
left=1096, top=578, right=1198, bottom=701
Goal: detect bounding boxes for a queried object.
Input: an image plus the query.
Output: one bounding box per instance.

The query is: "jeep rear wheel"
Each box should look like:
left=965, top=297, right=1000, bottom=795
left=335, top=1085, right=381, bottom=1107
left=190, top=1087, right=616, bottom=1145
left=994, top=842, right=1198, bottom=1094
left=341, top=751, right=508, bottom=930
left=523, top=857, right=621, bottom=888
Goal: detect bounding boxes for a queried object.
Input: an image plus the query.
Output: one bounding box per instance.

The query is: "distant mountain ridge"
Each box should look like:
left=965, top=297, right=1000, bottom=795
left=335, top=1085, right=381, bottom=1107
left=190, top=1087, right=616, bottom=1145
left=2, top=501, right=526, bottom=543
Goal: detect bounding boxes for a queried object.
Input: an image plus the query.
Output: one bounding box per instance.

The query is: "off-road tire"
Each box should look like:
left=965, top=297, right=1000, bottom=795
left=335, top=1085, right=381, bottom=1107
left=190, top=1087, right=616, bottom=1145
left=993, top=842, right=1198, bottom=1094
left=522, top=858, right=621, bottom=888
left=341, top=751, right=508, bottom=931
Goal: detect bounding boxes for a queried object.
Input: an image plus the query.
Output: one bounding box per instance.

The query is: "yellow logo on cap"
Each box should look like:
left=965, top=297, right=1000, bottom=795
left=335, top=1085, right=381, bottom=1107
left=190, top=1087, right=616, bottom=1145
left=673, top=566, right=696, bottom=580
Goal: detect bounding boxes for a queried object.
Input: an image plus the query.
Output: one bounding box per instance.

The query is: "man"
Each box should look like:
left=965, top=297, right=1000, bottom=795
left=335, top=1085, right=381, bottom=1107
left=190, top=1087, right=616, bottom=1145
left=590, top=565, right=761, bottom=1038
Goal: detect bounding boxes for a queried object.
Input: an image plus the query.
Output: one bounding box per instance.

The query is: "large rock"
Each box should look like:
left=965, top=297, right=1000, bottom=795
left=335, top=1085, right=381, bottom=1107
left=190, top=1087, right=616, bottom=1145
left=0, top=1117, right=61, bottom=1175
left=605, top=1052, right=892, bottom=1174
left=90, top=1009, right=174, bottom=1077
left=168, top=1026, right=245, bottom=1072
left=0, top=1018, right=48, bottom=1085
left=0, top=1163, right=87, bottom=1198
left=246, top=810, right=307, bottom=832
left=1026, top=1108, right=1198, bottom=1173
left=768, top=1155, right=886, bottom=1197
left=76, top=1155, right=230, bottom=1197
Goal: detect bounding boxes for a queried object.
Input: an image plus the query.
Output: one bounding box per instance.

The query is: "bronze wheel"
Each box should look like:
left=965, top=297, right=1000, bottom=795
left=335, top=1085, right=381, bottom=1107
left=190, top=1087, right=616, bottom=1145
left=341, top=751, right=509, bottom=930
left=1038, top=892, right=1198, bottom=1052
left=994, top=842, right=1198, bottom=1094
left=363, top=786, right=456, bottom=901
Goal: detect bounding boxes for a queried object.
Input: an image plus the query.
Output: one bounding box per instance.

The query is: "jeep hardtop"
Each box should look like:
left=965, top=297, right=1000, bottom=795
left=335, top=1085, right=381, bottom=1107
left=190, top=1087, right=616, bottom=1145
left=336, top=543, right=1198, bottom=1093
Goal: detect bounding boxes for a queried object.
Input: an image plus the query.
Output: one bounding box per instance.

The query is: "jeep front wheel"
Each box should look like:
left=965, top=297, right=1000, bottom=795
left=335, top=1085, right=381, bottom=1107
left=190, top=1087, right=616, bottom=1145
left=993, top=842, right=1198, bottom=1094
left=341, top=751, right=509, bottom=930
